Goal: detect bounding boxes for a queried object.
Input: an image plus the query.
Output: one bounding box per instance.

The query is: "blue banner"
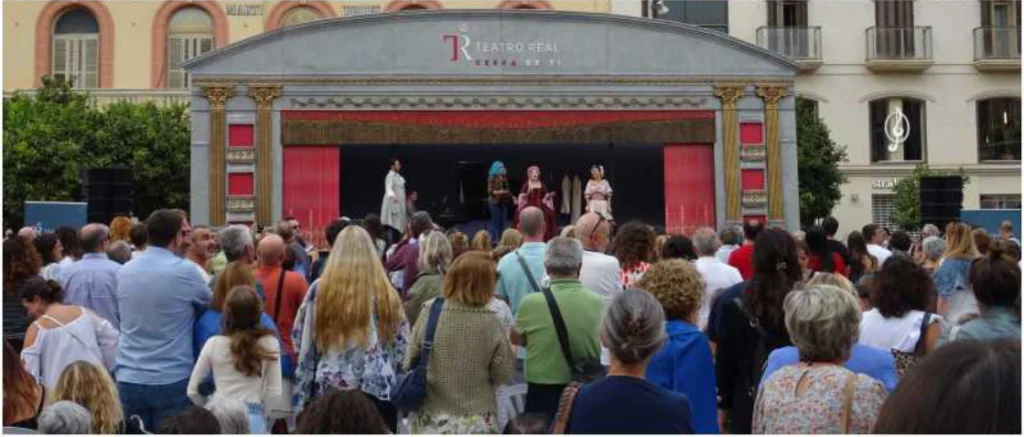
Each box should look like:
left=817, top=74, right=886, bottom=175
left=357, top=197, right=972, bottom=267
left=960, top=209, right=1022, bottom=238
left=24, top=201, right=88, bottom=233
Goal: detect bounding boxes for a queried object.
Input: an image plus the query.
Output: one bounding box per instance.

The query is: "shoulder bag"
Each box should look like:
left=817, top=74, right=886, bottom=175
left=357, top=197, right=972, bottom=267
left=551, top=381, right=584, bottom=434
left=839, top=371, right=857, bottom=433
left=391, top=298, right=445, bottom=411
left=892, top=312, right=931, bottom=377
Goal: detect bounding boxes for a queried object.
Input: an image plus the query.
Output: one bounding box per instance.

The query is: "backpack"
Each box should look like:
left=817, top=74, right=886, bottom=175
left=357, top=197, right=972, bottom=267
left=733, top=297, right=772, bottom=400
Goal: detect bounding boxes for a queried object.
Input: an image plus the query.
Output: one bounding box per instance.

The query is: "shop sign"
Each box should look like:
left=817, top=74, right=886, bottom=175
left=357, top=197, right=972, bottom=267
left=872, top=178, right=901, bottom=190
left=227, top=4, right=263, bottom=16
left=442, top=23, right=562, bottom=68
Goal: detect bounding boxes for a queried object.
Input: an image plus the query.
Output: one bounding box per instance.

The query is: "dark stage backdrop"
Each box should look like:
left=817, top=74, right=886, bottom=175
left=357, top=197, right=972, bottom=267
left=339, top=143, right=666, bottom=228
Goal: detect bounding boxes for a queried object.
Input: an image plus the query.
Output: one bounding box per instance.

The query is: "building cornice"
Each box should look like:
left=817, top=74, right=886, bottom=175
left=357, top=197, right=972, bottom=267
left=840, top=163, right=1022, bottom=177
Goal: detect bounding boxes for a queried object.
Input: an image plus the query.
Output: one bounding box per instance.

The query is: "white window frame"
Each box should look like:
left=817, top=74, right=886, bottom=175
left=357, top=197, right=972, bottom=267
left=52, top=33, right=99, bottom=89
left=980, top=194, right=1022, bottom=209
left=871, top=193, right=898, bottom=230
left=167, top=33, right=213, bottom=89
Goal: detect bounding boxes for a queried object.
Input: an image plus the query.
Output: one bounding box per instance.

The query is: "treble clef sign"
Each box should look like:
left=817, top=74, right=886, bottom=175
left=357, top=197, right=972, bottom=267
left=885, top=109, right=911, bottom=153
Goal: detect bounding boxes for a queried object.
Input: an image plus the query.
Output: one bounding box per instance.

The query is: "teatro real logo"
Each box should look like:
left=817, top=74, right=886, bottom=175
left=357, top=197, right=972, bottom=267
left=442, top=23, right=562, bottom=68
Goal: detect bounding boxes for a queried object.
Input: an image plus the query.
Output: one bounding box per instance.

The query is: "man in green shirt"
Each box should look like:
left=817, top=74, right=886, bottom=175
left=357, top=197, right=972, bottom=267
left=513, top=237, right=605, bottom=421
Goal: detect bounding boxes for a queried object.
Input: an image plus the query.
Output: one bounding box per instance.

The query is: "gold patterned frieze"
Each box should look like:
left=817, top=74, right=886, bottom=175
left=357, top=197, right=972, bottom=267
left=287, top=96, right=710, bottom=110
left=742, top=190, right=768, bottom=208
left=740, top=145, right=766, bottom=162
left=227, top=196, right=256, bottom=214
left=227, top=147, right=256, bottom=164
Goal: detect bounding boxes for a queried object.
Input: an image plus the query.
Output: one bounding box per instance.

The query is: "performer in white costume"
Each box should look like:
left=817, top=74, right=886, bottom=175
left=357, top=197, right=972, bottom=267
left=584, top=165, right=613, bottom=219
left=381, top=158, right=407, bottom=232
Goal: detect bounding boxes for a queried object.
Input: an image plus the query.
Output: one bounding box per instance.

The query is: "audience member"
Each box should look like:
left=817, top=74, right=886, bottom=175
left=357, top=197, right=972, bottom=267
left=254, top=235, right=308, bottom=368
left=1000, top=220, right=1020, bottom=246
left=821, top=216, right=853, bottom=268
left=846, top=230, right=878, bottom=285
left=275, top=221, right=310, bottom=278
left=727, top=219, right=764, bottom=280
left=716, top=225, right=743, bottom=264
left=128, top=223, right=147, bottom=258
left=513, top=237, right=603, bottom=422
left=156, top=405, right=221, bottom=434
left=60, top=224, right=121, bottom=328
left=753, top=284, right=887, bottom=433
left=385, top=211, right=435, bottom=296
left=115, top=209, right=211, bottom=431
left=34, top=234, right=63, bottom=282
left=361, top=214, right=388, bottom=257
left=50, top=360, right=144, bottom=434
left=503, top=412, right=550, bottom=434
left=920, top=236, right=945, bottom=275
left=195, top=262, right=281, bottom=361
left=889, top=230, right=912, bottom=255
left=308, top=218, right=350, bottom=283
left=204, top=398, right=249, bottom=434
left=295, top=389, right=390, bottom=434
left=805, top=225, right=847, bottom=277
left=559, top=225, right=577, bottom=239
left=3, top=340, right=45, bottom=429
left=638, top=260, right=718, bottom=433
left=934, top=222, right=981, bottom=325
left=186, top=225, right=216, bottom=284
left=574, top=212, right=622, bottom=305
left=862, top=224, right=892, bottom=266
left=614, top=221, right=657, bottom=288
left=941, top=244, right=1021, bottom=343
left=292, top=226, right=408, bottom=432
left=973, top=227, right=994, bottom=256
left=873, top=339, right=1021, bottom=434
left=492, top=228, right=524, bottom=261
left=109, top=217, right=133, bottom=243
left=19, top=277, right=117, bottom=389
left=54, top=226, right=81, bottom=270
left=3, top=237, right=41, bottom=349
left=662, top=235, right=698, bottom=261
left=691, top=228, right=742, bottom=330
left=471, top=230, right=493, bottom=251
left=920, top=223, right=941, bottom=240
left=448, top=231, right=470, bottom=260
left=564, top=290, right=693, bottom=434
left=404, top=231, right=453, bottom=325
left=496, top=207, right=549, bottom=314
left=37, top=401, right=91, bottom=434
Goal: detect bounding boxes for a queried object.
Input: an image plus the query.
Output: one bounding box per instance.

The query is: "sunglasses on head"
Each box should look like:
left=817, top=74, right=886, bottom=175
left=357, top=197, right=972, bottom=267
left=589, top=213, right=607, bottom=241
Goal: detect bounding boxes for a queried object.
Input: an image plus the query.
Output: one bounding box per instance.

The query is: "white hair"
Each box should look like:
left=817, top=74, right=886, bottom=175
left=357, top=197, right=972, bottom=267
left=545, top=237, right=583, bottom=277
left=38, top=401, right=92, bottom=434
left=219, top=225, right=254, bottom=262
left=692, top=227, right=721, bottom=257
left=205, top=398, right=250, bottom=434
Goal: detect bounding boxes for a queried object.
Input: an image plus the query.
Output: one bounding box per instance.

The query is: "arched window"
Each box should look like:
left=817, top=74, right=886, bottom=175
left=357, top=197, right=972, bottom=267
left=977, top=97, right=1022, bottom=161
left=167, top=7, right=214, bottom=89
left=401, top=4, right=428, bottom=10
left=281, top=6, right=323, bottom=27
left=869, top=97, right=926, bottom=163
left=52, top=8, right=99, bottom=88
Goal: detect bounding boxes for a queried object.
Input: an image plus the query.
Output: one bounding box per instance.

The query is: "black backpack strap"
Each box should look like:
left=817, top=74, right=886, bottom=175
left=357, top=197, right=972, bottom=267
left=419, top=298, right=445, bottom=368
left=515, top=250, right=542, bottom=294
left=542, top=287, right=576, bottom=373
left=913, top=312, right=932, bottom=356
left=273, top=270, right=287, bottom=322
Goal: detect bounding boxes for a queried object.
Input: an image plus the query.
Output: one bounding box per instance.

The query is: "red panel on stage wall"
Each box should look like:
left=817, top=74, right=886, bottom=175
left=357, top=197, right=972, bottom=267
left=663, top=144, right=715, bottom=235
left=740, top=122, right=763, bottom=145
left=229, top=125, right=254, bottom=147
left=742, top=169, right=765, bottom=190
left=228, top=173, right=254, bottom=196
left=283, top=146, right=341, bottom=248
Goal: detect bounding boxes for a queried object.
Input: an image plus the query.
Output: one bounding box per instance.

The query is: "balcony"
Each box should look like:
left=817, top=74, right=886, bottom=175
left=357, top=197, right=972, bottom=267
left=2, top=89, right=190, bottom=108
left=756, top=26, right=823, bottom=72
left=974, top=27, right=1021, bottom=72
left=865, top=26, right=933, bottom=72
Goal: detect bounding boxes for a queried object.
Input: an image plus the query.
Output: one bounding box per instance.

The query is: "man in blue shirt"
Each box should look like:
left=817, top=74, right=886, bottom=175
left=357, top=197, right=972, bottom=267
left=496, top=207, right=548, bottom=315
left=61, top=224, right=122, bottom=329
left=115, top=210, right=212, bottom=431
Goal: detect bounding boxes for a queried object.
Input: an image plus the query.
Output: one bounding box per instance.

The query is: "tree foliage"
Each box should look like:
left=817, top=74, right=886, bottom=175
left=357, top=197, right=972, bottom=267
left=796, top=97, right=848, bottom=227
left=890, top=164, right=970, bottom=231
left=3, top=76, right=191, bottom=228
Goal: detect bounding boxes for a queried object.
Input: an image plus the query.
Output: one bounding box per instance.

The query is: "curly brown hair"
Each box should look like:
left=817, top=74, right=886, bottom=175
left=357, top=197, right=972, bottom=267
left=109, top=217, right=133, bottom=243
left=296, top=389, right=390, bottom=434
left=635, top=259, right=705, bottom=321
left=871, top=253, right=935, bottom=318
left=3, top=238, right=41, bottom=295
left=613, top=221, right=656, bottom=271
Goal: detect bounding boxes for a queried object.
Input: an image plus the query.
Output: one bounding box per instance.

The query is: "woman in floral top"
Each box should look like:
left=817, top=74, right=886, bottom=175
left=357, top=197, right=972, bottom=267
left=292, top=226, right=410, bottom=432
left=753, top=284, right=887, bottom=434
left=613, top=222, right=656, bottom=288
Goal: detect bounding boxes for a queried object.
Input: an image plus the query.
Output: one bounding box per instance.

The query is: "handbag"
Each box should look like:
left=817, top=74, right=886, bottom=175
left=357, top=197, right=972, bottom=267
left=266, top=270, right=294, bottom=419
left=839, top=371, right=857, bottom=433
left=892, top=312, right=931, bottom=378
left=551, top=381, right=584, bottom=434
left=391, top=298, right=444, bottom=411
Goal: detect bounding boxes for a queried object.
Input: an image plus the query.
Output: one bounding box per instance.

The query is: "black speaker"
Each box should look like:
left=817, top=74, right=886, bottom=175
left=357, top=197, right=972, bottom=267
left=84, top=167, right=133, bottom=224
left=920, top=175, right=963, bottom=231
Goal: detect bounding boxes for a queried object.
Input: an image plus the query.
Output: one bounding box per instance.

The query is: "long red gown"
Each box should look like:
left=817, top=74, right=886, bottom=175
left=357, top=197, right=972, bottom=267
left=513, top=182, right=557, bottom=241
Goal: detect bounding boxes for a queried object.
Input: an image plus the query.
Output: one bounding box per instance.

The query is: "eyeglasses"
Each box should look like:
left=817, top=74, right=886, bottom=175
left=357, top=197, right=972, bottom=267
left=589, top=213, right=607, bottom=241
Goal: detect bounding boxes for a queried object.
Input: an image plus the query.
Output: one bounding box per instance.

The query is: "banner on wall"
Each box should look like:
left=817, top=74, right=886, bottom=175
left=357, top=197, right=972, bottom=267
left=960, top=209, right=1021, bottom=238
left=24, top=201, right=88, bottom=233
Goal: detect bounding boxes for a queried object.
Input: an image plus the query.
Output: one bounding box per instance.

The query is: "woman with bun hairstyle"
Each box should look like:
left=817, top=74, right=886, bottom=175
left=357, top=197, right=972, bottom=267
left=19, top=276, right=118, bottom=390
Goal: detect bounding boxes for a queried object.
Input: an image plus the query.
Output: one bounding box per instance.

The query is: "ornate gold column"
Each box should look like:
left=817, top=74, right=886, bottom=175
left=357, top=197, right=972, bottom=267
left=202, top=84, right=234, bottom=226
left=757, top=85, right=788, bottom=221
left=715, top=84, right=744, bottom=221
left=247, top=85, right=281, bottom=225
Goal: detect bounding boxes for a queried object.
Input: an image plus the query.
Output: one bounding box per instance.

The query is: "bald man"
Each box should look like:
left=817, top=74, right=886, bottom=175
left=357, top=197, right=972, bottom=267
left=61, top=223, right=122, bottom=328
left=575, top=213, right=622, bottom=304
left=254, top=234, right=309, bottom=367
left=496, top=207, right=549, bottom=316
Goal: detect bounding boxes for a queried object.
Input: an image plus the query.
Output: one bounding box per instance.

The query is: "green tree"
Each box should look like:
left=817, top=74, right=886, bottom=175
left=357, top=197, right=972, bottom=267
left=796, top=97, right=848, bottom=227
left=3, top=76, right=191, bottom=228
left=890, top=164, right=970, bottom=231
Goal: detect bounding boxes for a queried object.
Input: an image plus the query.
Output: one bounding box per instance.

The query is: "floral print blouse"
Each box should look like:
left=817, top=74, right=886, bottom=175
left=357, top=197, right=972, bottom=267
left=753, top=364, right=887, bottom=434
left=620, top=262, right=651, bottom=289
left=291, top=280, right=410, bottom=411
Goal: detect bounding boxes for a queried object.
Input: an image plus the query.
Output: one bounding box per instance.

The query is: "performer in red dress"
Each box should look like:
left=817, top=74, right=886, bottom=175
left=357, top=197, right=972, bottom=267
left=513, top=165, right=556, bottom=241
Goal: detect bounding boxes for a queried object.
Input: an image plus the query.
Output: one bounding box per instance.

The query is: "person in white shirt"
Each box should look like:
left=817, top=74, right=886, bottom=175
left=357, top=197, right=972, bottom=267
left=692, top=228, right=743, bottom=330
left=715, top=225, right=743, bottom=264
left=862, top=224, right=892, bottom=266
left=187, top=286, right=281, bottom=434
left=574, top=212, right=623, bottom=304
left=858, top=255, right=944, bottom=358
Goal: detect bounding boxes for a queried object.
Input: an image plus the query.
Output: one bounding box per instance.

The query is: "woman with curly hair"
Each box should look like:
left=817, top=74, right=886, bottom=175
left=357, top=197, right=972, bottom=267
left=637, top=260, right=718, bottom=433
left=449, top=231, right=470, bottom=260
left=614, top=221, right=657, bottom=288
left=33, top=233, right=63, bottom=282
left=296, top=389, right=390, bottom=434
left=109, top=217, right=133, bottom=243
left=50, top=360, right=144, bottom=434
left=4, top=237, right=42, bottom=350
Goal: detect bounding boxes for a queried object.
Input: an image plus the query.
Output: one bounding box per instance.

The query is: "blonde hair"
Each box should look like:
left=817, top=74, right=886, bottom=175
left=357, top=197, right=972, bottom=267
left=806, top=273, right=857, bottom=298
left=498, top=229, right=523, bottom=249
left=471, top=230, right=492, bottom=251
left=442, top=251, right=497, bottom=307
left=559, top=226, right=577, bottom=239
left=316, top=226, right=405, bottom=351
left=944, top=222, right=980, bottom=260
left=50, top=361, right=122, bottom=434
left=654, top=235, right=670, bottom=261
left=449, top=232, right=469, bottom=254
left=635, top=259, right=705, bottom=322
left=213, top=261, right=256, bottom=311
left=418, top=231, right=453, bottom=275
left=109, top=216, right=133, bottom=243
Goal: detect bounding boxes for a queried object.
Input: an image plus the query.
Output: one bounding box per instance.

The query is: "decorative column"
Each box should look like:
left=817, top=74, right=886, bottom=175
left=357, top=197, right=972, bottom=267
left=715, top=84, right=744, bottom=221
left=202, top=84, right=234, bottom=226
left=757, top=84, right=788, bottom=221
left=247, top=84, right=281, bottom=225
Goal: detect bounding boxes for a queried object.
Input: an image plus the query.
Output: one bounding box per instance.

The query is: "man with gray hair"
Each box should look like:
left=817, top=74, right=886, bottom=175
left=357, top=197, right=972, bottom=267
left=921, top=223, right=941, bottom=240
left=496, top=207, right=549, bottom=315
left=38, top=401, right=93, bottom=434
left=693, top=227, right=742, bottom=330
left=512, top=237, right=604, bottom=422
left=716, top=225, right=743, bottom=264
left=61, top=223, right=121, bottom=328
left=1000, top=220, right=1020, bottom=246
left=209, top=225, right=264, bottom=297
left=106, top=240, right=132, bottom=265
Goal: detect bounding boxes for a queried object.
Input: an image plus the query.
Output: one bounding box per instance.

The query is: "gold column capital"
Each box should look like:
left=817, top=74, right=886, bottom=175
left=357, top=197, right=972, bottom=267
left=202, top=84, right=235, bottom=110
left=247, top=84, right=282, bottom=110
left=756, top=85, right=789, bottom=107
left=715, top=84, right=745, bottom=107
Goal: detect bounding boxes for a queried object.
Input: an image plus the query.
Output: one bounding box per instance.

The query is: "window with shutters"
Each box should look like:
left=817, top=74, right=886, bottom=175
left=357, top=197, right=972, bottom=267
left=980, top=194, right=1022, bottom=209
left=977, top=97, right=1022, bottom=161
left=343, top=5, right=381, bottom=16
left=52, top=8, right=99, bottom=89
left=167, top=7, right=214, bottom=89
left=282, top=6, right=323, bottom=27
left=871, top=194, right=897, bottom=230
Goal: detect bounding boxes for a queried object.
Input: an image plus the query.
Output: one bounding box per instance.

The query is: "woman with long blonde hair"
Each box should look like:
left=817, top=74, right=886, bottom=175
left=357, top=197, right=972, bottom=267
left=471, top=230, right=493, bottom=251
left=934, top=222, right=981, bottom=324
left=50, top=360, right=143, bottom=434
left=492, top=228, right=523, bottom=261
left=292, top=225, right=409, bottom=432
